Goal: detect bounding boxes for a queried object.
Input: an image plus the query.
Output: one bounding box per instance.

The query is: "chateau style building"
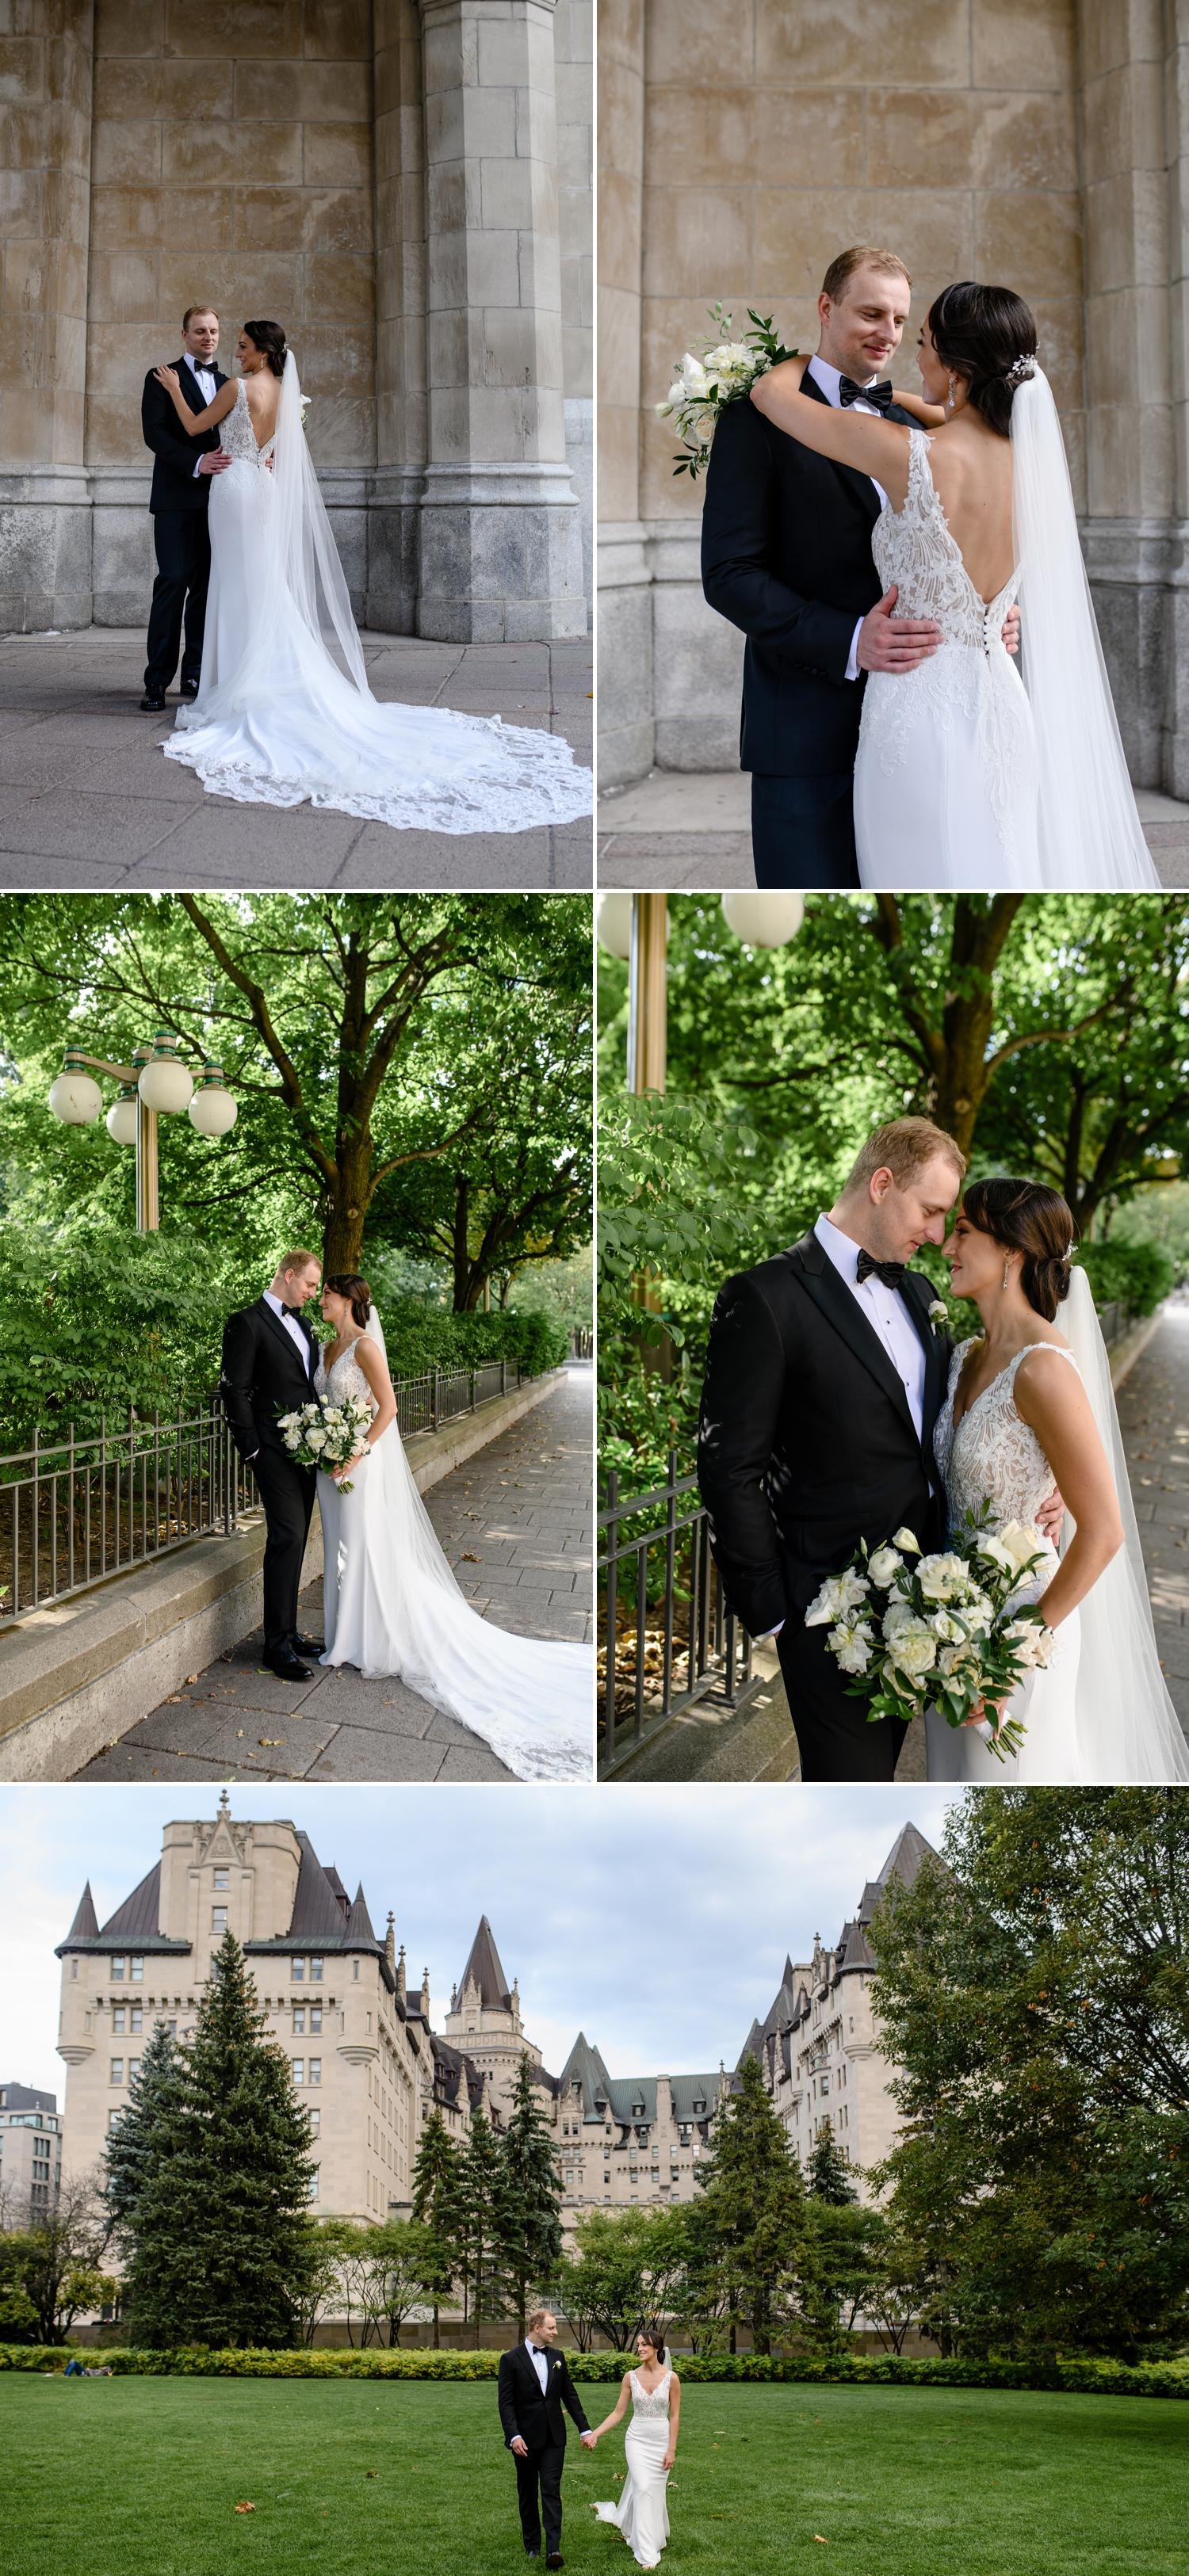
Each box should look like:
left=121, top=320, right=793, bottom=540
left=54, top=1800, right=932, bottom=2227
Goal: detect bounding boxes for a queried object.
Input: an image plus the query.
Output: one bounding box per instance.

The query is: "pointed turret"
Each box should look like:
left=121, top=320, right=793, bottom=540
left=420, top=1965, right=431, bottom=2019
left=345, top=1882, right=377, bottom=1944
left=64, top=1883, right=98, bottom=1944
left=385, top=1910, right=396, bottom=1975
left=457, top=1914, right=512, bottom=2011
left=396, top=1943, right=407, bottom=2004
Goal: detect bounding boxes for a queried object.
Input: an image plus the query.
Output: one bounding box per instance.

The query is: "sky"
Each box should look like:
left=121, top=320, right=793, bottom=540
left=0, top=1782, right=962, bottom=2101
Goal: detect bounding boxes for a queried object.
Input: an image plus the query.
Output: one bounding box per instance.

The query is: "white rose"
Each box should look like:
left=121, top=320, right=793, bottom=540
left=679, top=355, right=710, bottom=399
left=867, top=1544, right=904, bottom=1590
left=961, top=1589, right=995, bottom=1634
left=928, top=1300, right=948, bottom=1330
left=886, top=1616, right=939, bottom=1681
left=829, top=1618, right=875, bottom=1677
left=306, top=1429, right=327, bottom=1451
left=976, top=1533, right=1015, bottom=1577
left=918, top=1552, right=972, bottom=1604
left=805, top=1566, right=870, bottom=1628
left=930, top=1608, right=966, bottom=1643
left=997, top=1521, right=1046, bottom=1575
left=893, top=1527, right=922, bottom=1555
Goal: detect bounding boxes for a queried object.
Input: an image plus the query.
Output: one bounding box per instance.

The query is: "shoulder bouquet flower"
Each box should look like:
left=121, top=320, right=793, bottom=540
left=276, top=1394, right=372, bottom=1492
left=805, top=1508, right=1055, bottom=1761
left=657, top=303, right=797, bottom=481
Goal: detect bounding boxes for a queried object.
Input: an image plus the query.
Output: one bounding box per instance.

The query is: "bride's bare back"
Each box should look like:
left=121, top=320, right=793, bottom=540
left=240, top=371, right=279, bottom=450
left=923, top=417, right=1016, bottom=604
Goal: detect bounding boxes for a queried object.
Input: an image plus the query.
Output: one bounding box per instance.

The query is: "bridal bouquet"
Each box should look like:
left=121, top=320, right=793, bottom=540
left=805, top=1507, right=1055, bottom=1760
left=657, top=303, right=797, bottom=480
left=276, top=1395, right=372, bottom=1492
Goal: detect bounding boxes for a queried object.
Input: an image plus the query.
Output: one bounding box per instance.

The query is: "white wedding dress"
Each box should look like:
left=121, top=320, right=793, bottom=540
left=313, top=1319, right=592, bottom=1781
left=162, top=364, right=591, bottom=831
left=854, top=399, right=1158, bottom=889
left=594, top=2371, right=673, bottom=2570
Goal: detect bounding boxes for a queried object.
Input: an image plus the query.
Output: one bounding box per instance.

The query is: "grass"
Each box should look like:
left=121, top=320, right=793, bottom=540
left=2, top=2376, right=1187, bottom=2576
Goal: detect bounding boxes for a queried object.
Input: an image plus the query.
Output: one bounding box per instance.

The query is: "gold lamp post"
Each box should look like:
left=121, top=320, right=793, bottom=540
left=47, top=1030, right=238, bottom=1231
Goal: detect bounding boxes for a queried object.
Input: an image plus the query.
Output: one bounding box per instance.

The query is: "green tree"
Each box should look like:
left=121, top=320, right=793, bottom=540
left=694, top=2055, right=807, bottom=2355
left=411, top=2108, right=467, bottom=2349
left=498, top=2054, right=564, bottom=2338
left=115, top=1933, right=317, bottom=2348
left=103, top=2019, right=185, bottom=2238
left=0, top=2170, right=116, bottom=2345
left=805, top=2119, right=858, bottom=2207
left=458, top=2107, right=507, bottom=2330
left=552, top=2205, right=688, bottom=2354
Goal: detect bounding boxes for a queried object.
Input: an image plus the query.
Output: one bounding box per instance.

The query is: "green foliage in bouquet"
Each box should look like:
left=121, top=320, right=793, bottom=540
left=658, top=303, right=797, bottom=480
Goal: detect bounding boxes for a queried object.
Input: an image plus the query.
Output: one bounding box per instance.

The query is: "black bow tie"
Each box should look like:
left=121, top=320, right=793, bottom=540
left=839, top=376, right=893, bottom=413
left=532, top=2345, right=549, bottom=2356
left=856, top=1250, right=905, bottom=1288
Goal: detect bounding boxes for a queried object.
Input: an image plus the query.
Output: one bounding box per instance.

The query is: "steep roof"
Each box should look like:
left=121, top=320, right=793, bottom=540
left=64, top=1883, right=98, bottom=1942
left=457, top=1915, right=512, bottom=2011
left=243, top=1834, right=388, bottom=1981
left=557, top=2030, right=616, bottom=2116
left=56, top=1863, right=189, bottom=1956
left=345, top=1883, right=376, bottom=1944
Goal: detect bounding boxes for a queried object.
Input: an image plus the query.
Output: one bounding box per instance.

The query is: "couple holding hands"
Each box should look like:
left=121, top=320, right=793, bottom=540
left=498, top=2310, right=679, bottom=2571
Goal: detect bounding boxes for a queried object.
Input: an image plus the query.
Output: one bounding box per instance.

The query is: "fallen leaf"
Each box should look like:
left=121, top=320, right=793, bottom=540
left=234, top=2502, right=256, bottom=2513
left=258, top=1738, right=284, bottom=1748
left=184, top=1673, right=199, bottom=1685
left=461, top=1551, right=480, bottom=1562
left=165, top=1695, right=182, bottom=1704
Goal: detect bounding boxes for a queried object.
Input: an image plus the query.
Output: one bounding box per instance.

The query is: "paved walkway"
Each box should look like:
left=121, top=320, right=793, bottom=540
left=78, top=1367, right=593, bottom=1784
left=0, top=631, right=591, bottom=888
left=1115, top=1304, right=1189, bottom=1735
left=597, top=770, right=1189, bottom=887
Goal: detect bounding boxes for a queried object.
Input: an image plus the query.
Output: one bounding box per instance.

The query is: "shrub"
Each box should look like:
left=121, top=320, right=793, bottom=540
left=2, top=2345, right=1185, bottom=2396
left=373, top=1296, right=568, bottom=1382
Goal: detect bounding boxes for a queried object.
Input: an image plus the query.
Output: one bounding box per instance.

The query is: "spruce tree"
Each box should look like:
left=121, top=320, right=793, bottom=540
left=411, top=2107, right=466, bottom=2347
left=120, top=1933, right=317, bottom=2348
left=103, top=2019, right=185, bottom=2239
left=460, top=2107, right=507, bottom=2330
left=806, top=2118, right=858, bottom=2205
left=695, top=2051, right=807, bottom=2354
left=499, top=2052, right=564, bottom=2337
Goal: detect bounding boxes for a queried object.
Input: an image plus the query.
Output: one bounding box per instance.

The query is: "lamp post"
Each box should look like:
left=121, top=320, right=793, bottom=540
left=595, top=890, right=806, bottom=1097
left=47, top=1028, right=238, bottom=1231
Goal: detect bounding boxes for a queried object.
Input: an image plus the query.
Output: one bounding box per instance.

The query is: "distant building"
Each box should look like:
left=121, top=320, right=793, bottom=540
left=0, top=2081, right=63, bottom=2222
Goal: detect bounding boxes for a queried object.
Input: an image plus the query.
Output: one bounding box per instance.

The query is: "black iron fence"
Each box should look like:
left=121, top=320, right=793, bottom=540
left=598, top=1448, right=753, bottom=1774
left=0, top=1359, right=540, bottom=1622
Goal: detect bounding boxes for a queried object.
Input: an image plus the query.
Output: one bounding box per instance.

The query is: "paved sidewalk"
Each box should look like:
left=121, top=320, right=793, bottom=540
left=1115, top=1303, right=1189, bottom=1737
left=78, top=1367, right=593, bottom=1783
left=0, top=630, right=592, bottom=888
left=598, top=770, right=1189, bottom=887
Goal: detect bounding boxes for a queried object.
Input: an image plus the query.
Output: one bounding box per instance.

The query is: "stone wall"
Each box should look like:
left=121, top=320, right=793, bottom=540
left=598, top=0, right=1185, bottom=793
left=0, top=0, right=591, bottom=639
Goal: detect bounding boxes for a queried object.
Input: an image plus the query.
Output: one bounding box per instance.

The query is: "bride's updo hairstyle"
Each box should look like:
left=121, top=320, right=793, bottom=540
left=640, top=2326, right=667, bottom=2363
left=927, top=282, right=1038, bottom=437
left=961, top=1177, right=1076, bottom=1322
left=243, top=319, right=287, bottom=378
left=326, top=1272, right=373, bottom=1327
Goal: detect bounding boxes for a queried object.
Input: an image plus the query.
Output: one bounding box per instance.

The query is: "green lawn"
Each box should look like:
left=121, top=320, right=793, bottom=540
left=2, top=2376, right=1187, bottom=2576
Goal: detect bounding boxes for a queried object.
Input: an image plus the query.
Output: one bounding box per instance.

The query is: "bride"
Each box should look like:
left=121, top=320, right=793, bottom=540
left=313, top=1273, right=591, bottom=1781
left=928, top=1177, right=1189, bottom=1782
left=150, top=321, right=591, bottom=831
left=591, top=2330, right=680, bottom=2571
left=750, top=282, right=1159, bottom=890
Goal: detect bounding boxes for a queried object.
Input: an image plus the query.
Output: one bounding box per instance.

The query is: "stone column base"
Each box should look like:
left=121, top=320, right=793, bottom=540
left=0, top=471, right=93, bottom=632
left=417, top=461, right=586, bottom=643
left=597, top=520, right=653, bottom=788
left=365, top=468, right=422, bottom=634
left=1080, top=515, right=1174, bottom=790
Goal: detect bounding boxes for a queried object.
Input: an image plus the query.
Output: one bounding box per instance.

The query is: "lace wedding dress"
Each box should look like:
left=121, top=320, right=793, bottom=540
left=162, top=363, right=591, bottom=831
left=313, top=1327, right=592, bottom=1781
left=594, top=2371, right=673, bottom=2570
left=927, top=1338, right=1081, bottom=1783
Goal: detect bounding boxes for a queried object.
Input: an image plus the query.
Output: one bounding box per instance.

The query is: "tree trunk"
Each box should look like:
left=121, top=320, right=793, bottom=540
left=322, top=1124, right=373, bottom=1272
left=453, top=1174, right=471, bottom=1311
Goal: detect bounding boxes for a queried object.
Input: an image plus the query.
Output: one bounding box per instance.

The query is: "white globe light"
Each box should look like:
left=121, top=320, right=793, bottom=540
left=139, top=1044, right=193, bottom=1114
left=594, top=891, right=633, bottom=960
left=106, top=1093, right=140, bottom=1147
left=48, top=1069, right=102, bottom=1124
left=721, top=891, right=805, bottom=948
left=189, top=1083, right=238, bottom=1138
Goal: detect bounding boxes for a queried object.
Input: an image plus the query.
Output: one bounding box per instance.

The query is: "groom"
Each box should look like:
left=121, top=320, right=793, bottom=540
left=498, top=2307, right=595, bottom=2566
left=140, top=304, right=231, bottom=714
left=700, top=245, right=1019, bottom=888
left=220, top=1250, right=325, bottom=1684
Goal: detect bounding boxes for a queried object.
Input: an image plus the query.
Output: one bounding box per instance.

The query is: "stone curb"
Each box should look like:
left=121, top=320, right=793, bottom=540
left=0, top=1371, right=566, bottom=1781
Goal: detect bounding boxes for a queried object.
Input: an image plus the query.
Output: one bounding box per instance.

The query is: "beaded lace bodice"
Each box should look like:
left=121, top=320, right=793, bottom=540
left=935, top=1338, right=1078, bottom=1551
left=629, top=2370, right=672, bottom=2420
left=872, top=429, right=1019, bottom=643
left=314, top=1338, right=375, bottom=1415
left=219, top=376, right=275, bottom=467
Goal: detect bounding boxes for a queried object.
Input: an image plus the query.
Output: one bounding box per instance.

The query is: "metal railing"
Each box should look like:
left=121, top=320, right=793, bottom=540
left=0, top=1357, right=541, bottom=1622
left=598, top=1447, right=753, bottom=1775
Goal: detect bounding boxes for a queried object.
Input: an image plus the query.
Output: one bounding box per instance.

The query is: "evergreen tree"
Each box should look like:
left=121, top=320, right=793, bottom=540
left=498, top=2053, right=564, bottom=2337
left=117, top=1933, right=317, bottom=2347
left=806, top=2118, right=858, bottom=2206
left=695, top=2053, right=807, bottom=2354
left=103, top=2020, right=184, bottom=2238
left=411, top=2108, right=467, bottom=2347
left=460, top=2107, right=507, bottom=2330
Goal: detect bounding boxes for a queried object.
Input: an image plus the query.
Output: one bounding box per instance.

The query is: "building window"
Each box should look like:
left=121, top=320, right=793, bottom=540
left=212, top=1908, right=227, bottom=1934
left=131, top=1956, right=143, bottom=1983
left=309, top=2109, right=320, bottom=2135
left=310, top=1957, right=323, bottom=1983
left=309, top=2059, right=321, bottom=2086
left=293, top=2007, right=306, bottom=2036
left=110, top=2058, right=124, bottom=2085
left=113, top=2006, right=126, bottom=2035
left=129, top=2058, right=141, bottom=2081
left=308, top=2170, right=319, bottom=2201
left=353, top=1960, right=360, bottom=1980
left=71, top=1960, right=78, bottom=1979
left=309, top=2007, right=322, bottom=2034
left=292, top=2059, right=304, bottom=2085
left=130, top=2006, right=142, bottom=2033
left=292, top=1958, right=304, bottom=1982
left=110, top=1956, right=124, bottom=1982
left=214, top=1868, right=229, bottom=1891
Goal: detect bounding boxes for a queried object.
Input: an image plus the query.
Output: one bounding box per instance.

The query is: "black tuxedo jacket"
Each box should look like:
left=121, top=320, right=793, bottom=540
left=700, top=371, right=916, bottom=777
left=220, top=1297, right=319, bottom=1464
left=497, top=2343, right=591, bottom=2452
left=142, top=357, right=227, bottom=514
left=697, top=1227, right=953, bottom=1639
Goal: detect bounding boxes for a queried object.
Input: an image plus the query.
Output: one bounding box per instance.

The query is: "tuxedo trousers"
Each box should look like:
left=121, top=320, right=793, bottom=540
left=777, top=1612, right=908, bottom=1783
left=751, top=770, right=861, bottom=890
left=145, top=508, right=212, bottom=693
left=514, top=2437, right=565, bottom=2555
left=247, top=1445, right=316, bottom=1654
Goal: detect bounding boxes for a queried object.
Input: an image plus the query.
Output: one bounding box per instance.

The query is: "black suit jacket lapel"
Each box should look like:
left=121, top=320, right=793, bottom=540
left=789, top=1229, right=923, bottom=1453
left=254, top=1296, right=311, bottom=1380
left=900, top=1268, right=948, bottom=1452
left=801, top=366, right=882, bottom=529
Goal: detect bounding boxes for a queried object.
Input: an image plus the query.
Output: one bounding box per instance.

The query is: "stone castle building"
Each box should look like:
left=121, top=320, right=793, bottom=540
left=1, top=2, right=592, bottom=641
left=599, top=0, right=1187, bottom=794
left=54, top=1797, right=931, bottom=2231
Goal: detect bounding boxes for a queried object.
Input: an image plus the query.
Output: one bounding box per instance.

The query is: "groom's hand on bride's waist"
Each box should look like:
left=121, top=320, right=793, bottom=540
left=856, top=584, right=942, bottom=674
left=197, top=451, right=231, bottom=475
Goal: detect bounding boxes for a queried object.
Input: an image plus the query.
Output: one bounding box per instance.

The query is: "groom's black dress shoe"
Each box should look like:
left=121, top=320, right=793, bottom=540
left=179, top=676, right=200, bottom=698
left=139, top=692, right=166, bottom=712
left=545, top=2557, right=564, bottom=2570
left=264, top=1651, right=312, bottom=1682
left=291, top=1631, right=324, bottom=1655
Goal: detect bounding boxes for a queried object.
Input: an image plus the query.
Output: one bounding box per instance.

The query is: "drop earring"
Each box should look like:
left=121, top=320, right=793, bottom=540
left=1002, top=1257, right=1011, bottom=1290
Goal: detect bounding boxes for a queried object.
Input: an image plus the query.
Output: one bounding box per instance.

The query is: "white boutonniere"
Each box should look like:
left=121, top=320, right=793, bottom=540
left=928, top=1301, right=948, bottom=1334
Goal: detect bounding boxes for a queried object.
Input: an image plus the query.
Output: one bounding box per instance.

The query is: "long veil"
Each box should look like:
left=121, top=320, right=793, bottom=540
left=1011, top=369, right=1158, bottom=887
left=269, top=350, right=370, bottom=696
left=1058, top=1266, right=1189, bottom=1779
left=349, top=1307, right=593, bottom=1782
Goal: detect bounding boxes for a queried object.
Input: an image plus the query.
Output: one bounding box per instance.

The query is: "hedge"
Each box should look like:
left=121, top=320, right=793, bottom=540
left=373, top=1297, right=568, bottom=1383
left=3, top=2345, right=1186, bottom=2398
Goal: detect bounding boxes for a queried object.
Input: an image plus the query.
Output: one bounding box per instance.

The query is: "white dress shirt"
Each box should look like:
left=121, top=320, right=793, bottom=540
left=185, top=353, right=218, bottom=479
left=805, top=354, right=889, bottom=683
left=525, top=2334, right=549, bottom=2394
left=814, top=1212, right=925, bottom=1441
left=263, top=1288, right=312, bottom=1373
